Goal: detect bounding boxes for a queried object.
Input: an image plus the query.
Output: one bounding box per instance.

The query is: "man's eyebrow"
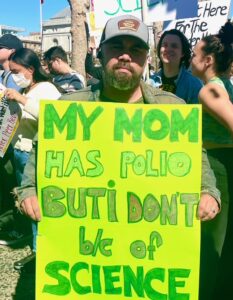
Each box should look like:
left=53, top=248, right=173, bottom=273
left=108, top=39, right=123, bottom=45
left=107, top=38, right=147, bottom=49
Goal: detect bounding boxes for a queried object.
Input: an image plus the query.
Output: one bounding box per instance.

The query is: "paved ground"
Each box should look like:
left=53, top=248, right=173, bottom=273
left=0, top=242, right=35, bottom=300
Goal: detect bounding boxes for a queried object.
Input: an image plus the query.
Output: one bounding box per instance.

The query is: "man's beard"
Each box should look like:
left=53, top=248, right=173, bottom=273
left=103, top=63, right=141, bottom=90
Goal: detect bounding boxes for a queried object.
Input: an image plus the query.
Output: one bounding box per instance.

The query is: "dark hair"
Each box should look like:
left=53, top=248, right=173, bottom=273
left=201, top=21, right=233, bottom=74
left=157, top=29, right=191, bottom=69
left=43, top=46, right=68, bottom=63
left=9, top=48, right=50, bottom=82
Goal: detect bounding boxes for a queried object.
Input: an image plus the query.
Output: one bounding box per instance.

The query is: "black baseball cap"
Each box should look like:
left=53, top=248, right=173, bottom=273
left=0, top=34, right=23, bottom=50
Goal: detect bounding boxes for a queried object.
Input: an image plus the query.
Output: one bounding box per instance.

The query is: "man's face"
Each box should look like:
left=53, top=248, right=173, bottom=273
left=101, top=36, right=148, bottom=90
left=46, top=58, right=61, bottom=75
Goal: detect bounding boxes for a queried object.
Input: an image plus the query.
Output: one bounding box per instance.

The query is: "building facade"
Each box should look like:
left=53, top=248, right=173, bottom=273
left=42, top=6, right=72, bottom=53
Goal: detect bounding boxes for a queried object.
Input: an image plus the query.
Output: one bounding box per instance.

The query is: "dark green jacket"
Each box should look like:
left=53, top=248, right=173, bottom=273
left=15, top=81, right=220, bottom=206
left=60, top=80, right=184, bottom=104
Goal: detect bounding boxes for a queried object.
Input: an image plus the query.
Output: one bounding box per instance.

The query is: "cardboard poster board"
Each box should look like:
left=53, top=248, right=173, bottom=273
left=92, top=0, right=198, bottom=28
left=163, top=0, right=231, bottom=47
left=0, top=85, right=21, bottom=157
left=37, top=101, right=202, bottom=300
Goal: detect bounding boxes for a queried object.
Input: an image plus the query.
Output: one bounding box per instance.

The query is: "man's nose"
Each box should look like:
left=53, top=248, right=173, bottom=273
left=118, top=52, right=132, bottom=61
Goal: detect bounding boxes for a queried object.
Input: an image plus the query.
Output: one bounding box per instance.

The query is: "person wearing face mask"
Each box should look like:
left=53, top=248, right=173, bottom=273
left=4, top=48, right=61, bottom=184
left=0, top=48, right=61, bottom=249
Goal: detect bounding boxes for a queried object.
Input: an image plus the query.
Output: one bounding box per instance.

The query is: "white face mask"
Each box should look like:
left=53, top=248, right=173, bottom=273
left=12, top=73, right=31, bottom=88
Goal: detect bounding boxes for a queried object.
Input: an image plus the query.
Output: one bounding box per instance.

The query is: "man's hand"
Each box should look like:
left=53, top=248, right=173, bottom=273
left=198, top=193, right=220, bottom=221
left=20, top=196, right=41, bottom=221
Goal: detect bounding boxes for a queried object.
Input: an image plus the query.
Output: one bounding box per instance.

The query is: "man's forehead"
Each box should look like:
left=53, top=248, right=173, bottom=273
left=105, top=36, right=148, bottom=48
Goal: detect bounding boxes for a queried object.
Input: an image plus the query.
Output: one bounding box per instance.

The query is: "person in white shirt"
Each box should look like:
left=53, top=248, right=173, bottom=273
left=4, top=48, right=61, bottom=184
left=3, top=47, right=61, bottom=250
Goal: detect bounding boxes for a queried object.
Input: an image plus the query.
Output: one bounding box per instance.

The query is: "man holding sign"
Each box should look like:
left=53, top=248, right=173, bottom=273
left=15, top=15, right=220, bottom=299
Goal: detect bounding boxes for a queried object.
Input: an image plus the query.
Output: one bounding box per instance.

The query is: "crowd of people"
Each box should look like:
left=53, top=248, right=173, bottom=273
left=0, top=13, right=233, bottom=300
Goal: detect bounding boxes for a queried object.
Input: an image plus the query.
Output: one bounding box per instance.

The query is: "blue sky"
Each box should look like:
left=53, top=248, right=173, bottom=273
left=1, top=0, right=232, bottom=36
left=230, top=0, right=233, bottom=19
left=0, top=0, right=68, bottom=35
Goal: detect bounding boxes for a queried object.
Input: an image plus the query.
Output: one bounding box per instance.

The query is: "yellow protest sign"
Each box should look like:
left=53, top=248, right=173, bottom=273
left=37, top=101, right=202, bottom=300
